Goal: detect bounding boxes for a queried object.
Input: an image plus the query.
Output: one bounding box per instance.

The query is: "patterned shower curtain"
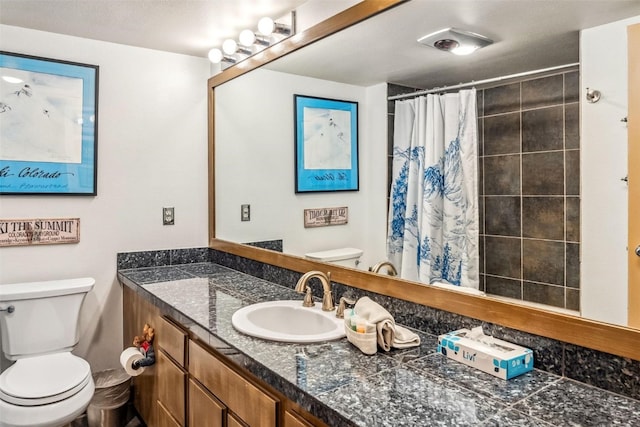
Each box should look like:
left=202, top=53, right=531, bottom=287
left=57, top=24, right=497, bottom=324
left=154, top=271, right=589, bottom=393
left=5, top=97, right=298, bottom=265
left=387, top=90, right=479, bottom=289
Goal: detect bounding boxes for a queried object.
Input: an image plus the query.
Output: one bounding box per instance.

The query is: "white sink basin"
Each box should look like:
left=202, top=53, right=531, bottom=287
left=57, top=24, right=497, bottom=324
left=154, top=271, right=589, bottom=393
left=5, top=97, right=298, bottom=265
left=231, top=300, right=345, bottom=343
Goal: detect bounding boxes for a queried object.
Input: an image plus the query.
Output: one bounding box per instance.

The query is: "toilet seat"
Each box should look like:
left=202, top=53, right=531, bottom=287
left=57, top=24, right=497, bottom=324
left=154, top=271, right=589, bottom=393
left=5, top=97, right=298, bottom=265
left=0, top=353, right=91, bottom=406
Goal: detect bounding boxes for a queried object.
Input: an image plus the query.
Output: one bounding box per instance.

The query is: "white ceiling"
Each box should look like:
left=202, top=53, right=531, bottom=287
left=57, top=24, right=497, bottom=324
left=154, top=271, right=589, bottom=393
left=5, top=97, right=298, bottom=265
left=2, top=0, right=640, bottom=89
left=266, top=0, right=640, bottom=89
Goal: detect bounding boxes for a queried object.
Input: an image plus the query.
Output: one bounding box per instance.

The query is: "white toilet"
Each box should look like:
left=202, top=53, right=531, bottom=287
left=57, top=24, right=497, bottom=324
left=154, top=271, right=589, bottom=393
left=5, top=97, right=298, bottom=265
left=305, top=247, right=363, bottom=269
left=0, top=278, right=95, bottom=427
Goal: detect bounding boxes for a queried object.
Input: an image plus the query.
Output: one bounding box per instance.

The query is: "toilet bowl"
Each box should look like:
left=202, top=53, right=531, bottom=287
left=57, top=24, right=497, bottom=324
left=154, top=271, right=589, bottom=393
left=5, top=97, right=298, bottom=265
left=0, top=278, right=95, bottom=427
left=305, top=247, right=363, bottom=269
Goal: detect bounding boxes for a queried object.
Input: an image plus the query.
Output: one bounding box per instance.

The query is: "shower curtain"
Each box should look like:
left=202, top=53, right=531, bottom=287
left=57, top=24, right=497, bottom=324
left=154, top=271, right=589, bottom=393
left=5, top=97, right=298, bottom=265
left=387, top=90, right=479, bottom=289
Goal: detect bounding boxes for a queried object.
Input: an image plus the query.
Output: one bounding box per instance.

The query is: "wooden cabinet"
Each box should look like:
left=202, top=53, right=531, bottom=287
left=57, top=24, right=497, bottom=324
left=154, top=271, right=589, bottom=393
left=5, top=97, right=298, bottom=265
left=188, top=378, right=225, bottom=427
left=189, top=340, right=278, bottom=427
left=283, top=411, right=315, bottom=427
left=123, top=284, right=327, bottom=427
left=157, top=350, right=187, bottom=425
left=157, top=400, right=182, bottom=427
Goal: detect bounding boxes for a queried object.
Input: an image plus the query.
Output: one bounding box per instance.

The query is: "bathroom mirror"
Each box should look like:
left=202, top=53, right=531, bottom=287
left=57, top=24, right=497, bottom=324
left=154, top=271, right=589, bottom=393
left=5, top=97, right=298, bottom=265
left=209, top=0, right=640, bottom=359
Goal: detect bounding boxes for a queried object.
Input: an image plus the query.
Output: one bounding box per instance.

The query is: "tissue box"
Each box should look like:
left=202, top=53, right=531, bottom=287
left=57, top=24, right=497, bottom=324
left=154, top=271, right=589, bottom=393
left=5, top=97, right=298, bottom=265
left=437, top=328, right=534, bottom=380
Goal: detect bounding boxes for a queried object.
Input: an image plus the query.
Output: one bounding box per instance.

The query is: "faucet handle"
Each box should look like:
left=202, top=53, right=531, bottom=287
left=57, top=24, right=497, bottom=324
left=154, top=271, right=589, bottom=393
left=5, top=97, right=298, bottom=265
left=302, top=287, right=315, bottom=307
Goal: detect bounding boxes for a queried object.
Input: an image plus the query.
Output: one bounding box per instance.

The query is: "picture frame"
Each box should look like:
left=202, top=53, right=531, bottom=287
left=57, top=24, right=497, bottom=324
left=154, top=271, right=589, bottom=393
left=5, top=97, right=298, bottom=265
left=0, top=51, right=99, bottom=195
left=294, top=94, right=358, bottom=193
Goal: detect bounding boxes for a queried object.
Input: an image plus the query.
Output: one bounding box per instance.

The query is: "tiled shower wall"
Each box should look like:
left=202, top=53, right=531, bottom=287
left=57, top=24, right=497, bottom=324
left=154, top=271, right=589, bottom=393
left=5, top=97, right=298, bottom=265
left=388, top=70, right=580, bottom=310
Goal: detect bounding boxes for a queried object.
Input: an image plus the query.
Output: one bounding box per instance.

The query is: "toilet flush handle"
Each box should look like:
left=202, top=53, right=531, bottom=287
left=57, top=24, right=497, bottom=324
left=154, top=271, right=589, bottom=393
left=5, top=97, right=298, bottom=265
left=0, top=305, right=15, bottom=314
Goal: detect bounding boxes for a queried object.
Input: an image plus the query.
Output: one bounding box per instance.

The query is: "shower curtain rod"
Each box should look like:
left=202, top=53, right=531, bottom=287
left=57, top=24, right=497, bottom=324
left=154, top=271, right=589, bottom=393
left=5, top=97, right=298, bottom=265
left=387, top=62, right=580, bottom=101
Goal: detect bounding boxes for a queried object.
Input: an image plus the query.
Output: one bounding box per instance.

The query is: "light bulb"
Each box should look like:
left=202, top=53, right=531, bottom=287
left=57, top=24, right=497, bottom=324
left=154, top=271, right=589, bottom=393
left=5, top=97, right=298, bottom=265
left=239, top=29, right=256, bottom=47
left=222, top=39, right=237, bottom=55
left=258, top=17, right=275, bottom=35
left=208, top=48, right=223, bottom=63
left=451, top=45, right=479, bottom=55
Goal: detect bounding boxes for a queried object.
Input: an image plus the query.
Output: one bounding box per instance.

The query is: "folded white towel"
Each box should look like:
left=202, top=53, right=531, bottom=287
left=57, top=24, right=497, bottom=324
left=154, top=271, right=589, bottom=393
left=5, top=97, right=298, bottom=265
left=393, top=324, right=421, bottom=348
left=354, top=297, right=395, bottom=351
left=353, top=297, right=420, bottom=351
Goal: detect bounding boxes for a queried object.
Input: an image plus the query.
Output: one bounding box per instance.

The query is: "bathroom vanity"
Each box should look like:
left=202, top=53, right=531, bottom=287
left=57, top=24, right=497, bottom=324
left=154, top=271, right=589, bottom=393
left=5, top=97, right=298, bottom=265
left=118, top=259, right=640, bottom=427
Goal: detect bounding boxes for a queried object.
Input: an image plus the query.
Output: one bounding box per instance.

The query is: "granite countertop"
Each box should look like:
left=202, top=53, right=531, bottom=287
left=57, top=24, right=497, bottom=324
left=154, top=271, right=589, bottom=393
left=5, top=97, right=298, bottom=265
left=118, top=262, right=640, bottom=427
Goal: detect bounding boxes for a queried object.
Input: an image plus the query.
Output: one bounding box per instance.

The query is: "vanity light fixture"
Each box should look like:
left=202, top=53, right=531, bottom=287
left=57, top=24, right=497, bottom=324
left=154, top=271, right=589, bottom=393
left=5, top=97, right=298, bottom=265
left=208, top=11, right=295, bottom=69
left=418, top=28, right=493, bottom=55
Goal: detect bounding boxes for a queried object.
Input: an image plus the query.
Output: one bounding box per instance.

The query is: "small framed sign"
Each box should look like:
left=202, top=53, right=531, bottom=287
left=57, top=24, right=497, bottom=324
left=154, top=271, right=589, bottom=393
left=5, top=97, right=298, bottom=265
left=0, top=218, right=80, bottom=247
left=304, top=207, right=348, bottom=228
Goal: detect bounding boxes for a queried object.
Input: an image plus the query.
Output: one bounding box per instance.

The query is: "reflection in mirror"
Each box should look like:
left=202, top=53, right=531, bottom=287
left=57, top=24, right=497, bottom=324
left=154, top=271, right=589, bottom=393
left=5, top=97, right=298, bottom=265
left=214, top=0, right=640, bottom=328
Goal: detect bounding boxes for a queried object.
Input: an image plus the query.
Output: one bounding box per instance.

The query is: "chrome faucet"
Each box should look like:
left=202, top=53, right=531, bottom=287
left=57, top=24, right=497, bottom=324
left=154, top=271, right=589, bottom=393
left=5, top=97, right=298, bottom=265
left=369, top=260, right=398, bottom=276
left=294, top=271, right=335, bottom=311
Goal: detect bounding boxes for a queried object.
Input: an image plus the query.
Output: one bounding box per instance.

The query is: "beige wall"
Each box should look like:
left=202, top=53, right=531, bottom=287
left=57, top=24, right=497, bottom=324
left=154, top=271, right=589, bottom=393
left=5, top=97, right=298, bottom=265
left=0, top=25, right=210, bottom=371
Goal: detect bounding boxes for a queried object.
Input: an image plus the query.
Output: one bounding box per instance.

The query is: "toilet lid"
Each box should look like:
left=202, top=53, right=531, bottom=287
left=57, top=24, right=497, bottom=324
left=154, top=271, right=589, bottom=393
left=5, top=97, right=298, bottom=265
left=0, top=352, right=91, bottom=406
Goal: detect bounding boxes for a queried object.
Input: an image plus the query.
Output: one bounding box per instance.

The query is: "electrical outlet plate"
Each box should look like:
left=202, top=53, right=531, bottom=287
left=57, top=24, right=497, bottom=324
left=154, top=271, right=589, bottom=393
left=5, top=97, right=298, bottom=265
left=241, top=204, right=250, bottom=221
left=163, top=207, right=175, bottom=225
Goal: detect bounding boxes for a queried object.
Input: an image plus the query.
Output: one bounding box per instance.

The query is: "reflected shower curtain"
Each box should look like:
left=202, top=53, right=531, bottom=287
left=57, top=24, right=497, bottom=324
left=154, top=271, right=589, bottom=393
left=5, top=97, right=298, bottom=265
left=387, top=90, right=479, bottom=289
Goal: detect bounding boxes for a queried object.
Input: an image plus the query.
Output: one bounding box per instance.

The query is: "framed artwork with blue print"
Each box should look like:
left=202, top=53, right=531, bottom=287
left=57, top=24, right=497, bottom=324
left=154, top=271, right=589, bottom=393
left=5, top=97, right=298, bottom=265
left=294, top=94, right=358, bottom=193
left=0, top=51, right=98, bottom=195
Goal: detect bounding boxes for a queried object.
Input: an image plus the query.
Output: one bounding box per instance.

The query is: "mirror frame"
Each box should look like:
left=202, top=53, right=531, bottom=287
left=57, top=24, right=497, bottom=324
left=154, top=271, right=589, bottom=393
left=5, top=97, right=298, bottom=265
left=208, top=0, right=640, bottom=361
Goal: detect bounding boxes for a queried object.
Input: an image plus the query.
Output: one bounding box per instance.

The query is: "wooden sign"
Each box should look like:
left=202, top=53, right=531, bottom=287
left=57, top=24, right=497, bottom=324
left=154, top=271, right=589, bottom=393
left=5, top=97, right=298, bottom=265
left=304, top=207, right=348, bottom=228
left=0, top=218, right=80, bottom=247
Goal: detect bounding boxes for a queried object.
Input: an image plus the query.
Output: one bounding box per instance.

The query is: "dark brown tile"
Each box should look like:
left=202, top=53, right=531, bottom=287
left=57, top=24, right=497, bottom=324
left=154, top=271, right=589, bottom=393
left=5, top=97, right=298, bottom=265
left=522, top=74, right=563, bottom=109
left=479, top=235, right=485, bottom=274
left=484, top=83, right=520, bottom=116
left=477, top=89, right=484, bottom=117
left=565, top=103, right=580, bottom=149
left=522, top=197, right=564, bottom=240
left=564, top=71, right=580, bottom=103
left=484, top=155, right=520, bottom=195
left=485, top=236, right=521, bottom=279
left=479, top=158, right=484, bottom=197
left=522, top=106, right=563, bottom=152
left=566, top=242, right=580, bottom=288
left=484, top=112, right=521, bottom=155
left=478, top=118, right=484, bottom=156
left=485, top=275, right=522, bottom=299
left=566, top=288, right=580, bottom=311
left=523, top=239, right=565, bottom=285
left=523, top=281, right=565, bottom=308
left=479, top=196, right=485, bottom=235
left=522, top=151, right=564, bottom=195
left=566, top=149, right=580, bottom=195
left=566, top=197, right=580, bottom=242
left=479, top=273, right=486, bottom=292
left=485, top=196, right=521, bottom=236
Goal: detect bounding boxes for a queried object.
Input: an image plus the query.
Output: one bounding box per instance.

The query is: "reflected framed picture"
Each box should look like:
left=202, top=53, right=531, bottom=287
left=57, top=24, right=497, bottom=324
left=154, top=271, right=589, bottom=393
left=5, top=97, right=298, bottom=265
left=294, top=94, right=358, bottom=193
left=0, top=51, right=99, bottom=195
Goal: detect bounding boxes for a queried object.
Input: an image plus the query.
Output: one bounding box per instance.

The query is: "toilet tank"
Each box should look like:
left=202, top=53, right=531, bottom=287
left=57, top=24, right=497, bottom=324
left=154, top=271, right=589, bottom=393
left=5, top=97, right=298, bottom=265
left=305, top=247, right=363, bottom=268
left=0, top=277, right=95, bottom=360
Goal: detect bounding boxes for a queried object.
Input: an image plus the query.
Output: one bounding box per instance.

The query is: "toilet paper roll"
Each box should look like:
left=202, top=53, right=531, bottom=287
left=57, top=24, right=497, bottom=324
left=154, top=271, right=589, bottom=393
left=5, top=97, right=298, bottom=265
left=120, top=347, right=145, bottom=376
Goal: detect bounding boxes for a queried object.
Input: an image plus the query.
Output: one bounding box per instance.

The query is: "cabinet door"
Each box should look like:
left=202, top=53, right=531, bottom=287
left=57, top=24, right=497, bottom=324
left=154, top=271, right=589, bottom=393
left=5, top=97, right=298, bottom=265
left=188, top=379, right=225, bottom=427
left=189, top=341, right=278, bottom=427
left=283, top=411, right=315, bottom=427
left=157, top=350, right=186, bottom=426
left=227, top=412, right=247, bottom=427
left=157, top=400, right=182, bottom=427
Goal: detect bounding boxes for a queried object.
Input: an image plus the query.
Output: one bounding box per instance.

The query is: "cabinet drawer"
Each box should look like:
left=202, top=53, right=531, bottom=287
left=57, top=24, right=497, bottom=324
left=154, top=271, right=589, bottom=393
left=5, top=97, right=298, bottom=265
left=283, top=411, right=315, bottom=427
left=188, top=378, right=225, bottom=427
left=157, top=316, right=187, bottom=366
left=189, top=340, right=278, bottom=427
left=157, top=350, right=186, bottom=425
left=157, top=400, right=182, bottom=427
